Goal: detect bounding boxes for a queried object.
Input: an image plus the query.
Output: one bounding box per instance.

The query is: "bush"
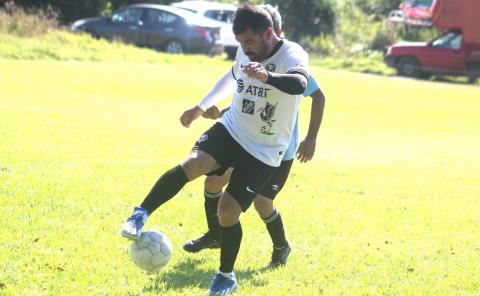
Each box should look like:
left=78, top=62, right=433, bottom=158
left=299, top=35, right=338, bottom=56
left=370, top=29, right=395, bottom=51
left=355, top=0, right=402, bottom=20
left=0, top=1, right=59, bottom=37
left=396, top=25, right=439, bottom=42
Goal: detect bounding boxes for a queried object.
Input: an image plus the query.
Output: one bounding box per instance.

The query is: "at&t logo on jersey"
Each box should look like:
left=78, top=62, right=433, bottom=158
left=237, top=79, right=270, bottom=99
left=237, top=79, right=245, bottom=93
left=245, top=85, right=270, bottom=98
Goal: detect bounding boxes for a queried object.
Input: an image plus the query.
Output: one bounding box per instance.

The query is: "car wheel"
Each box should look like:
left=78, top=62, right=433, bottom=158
left=165, top=40, right=185, bottom=54
left=397, top=57, right=421, bottom=78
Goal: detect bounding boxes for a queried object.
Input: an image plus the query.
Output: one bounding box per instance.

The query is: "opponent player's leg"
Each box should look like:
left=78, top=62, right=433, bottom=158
left=208, top=150, right=274, bottom=296
left=255, top=159, right=294, bottom=267
left=122, top=123, right=230, bottom=240
left=183, top=167, right=233, bottom=253
left=254, top=195, right=291, bottom=268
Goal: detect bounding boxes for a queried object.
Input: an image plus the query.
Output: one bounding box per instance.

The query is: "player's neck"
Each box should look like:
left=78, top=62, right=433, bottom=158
left=264, top=36, right=283, bottom=61
left=269, top=35, right=281, bottom=52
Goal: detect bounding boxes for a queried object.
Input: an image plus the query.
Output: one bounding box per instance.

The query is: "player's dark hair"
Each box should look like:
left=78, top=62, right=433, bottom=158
left=233, top=4, right=273, bottom=35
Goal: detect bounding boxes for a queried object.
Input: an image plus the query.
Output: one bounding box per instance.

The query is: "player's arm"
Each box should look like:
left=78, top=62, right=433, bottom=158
left=203, top=105, right=230, bottom=120
left=297, top=88, right=325, bottom=163
left=180, top=70, right=236, bottom=128
left=241, top=62, right=307, bottom=95
left=196, top=70, right=236, bottom=111
left=267, top=71, right=307, bottom=95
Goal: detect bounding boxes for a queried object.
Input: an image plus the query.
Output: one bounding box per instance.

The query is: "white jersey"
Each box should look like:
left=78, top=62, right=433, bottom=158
left=220, top=40, right=309, bottom=167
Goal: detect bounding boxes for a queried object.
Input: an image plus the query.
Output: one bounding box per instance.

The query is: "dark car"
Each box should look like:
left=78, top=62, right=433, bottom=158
left=70, top=4, right=223, bottom=55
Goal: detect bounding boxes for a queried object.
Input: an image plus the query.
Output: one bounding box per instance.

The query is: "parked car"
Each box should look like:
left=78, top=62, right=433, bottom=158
left=384, top=30, right=480, bottom=83
left=388, top=0, right=434, bottom=26
left=70, top=4, right=223, bottom=55
left=171, top=1, right=238, bottom=59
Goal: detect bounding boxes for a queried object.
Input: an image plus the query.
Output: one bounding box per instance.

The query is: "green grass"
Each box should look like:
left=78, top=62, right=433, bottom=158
left=0, top=30, right=229, bottom=64
left=1, top=56, right=480, bottom=296
left=311, top=52, right=394, bottom=76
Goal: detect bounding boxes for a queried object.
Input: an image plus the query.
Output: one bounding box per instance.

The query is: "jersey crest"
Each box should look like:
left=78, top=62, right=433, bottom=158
left=266, top=63, right=276, bottom=72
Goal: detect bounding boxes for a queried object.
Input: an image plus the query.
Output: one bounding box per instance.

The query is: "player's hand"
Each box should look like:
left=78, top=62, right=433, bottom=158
left=202, top=105, right=221, bottom=120
left=296, top=137, right=316, bottom=163
left=241, top=62, right=268, bottom=83
left=180, top=106, right=204, bottom=128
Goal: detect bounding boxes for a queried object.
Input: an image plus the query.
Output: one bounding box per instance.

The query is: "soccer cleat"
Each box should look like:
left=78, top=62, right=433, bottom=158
left=207, top=273, right=237, bottom=296
left=121, top=206, right=148, bottom=240
left=183, top=232, right=221, bottom=253
left=269, top=243, right=291, bottom=268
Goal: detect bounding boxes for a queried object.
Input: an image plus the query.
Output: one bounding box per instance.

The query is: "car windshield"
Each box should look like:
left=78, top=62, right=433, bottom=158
left=204, top=10, right=234, bottom=24
left=432, top=32, right=463, bottom=50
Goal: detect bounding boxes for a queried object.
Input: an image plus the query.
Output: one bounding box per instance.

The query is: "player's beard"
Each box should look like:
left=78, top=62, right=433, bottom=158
left=246, top=41, right=270, bottom=62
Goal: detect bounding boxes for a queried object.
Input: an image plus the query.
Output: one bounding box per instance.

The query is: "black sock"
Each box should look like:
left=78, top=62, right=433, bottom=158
left=219, top=223, right=242, bottom=273
left=140, top=165, right=189, bottom=214
left=263, top=209, right=288, bottom=248
left=204, top=191, right=221, bottom=240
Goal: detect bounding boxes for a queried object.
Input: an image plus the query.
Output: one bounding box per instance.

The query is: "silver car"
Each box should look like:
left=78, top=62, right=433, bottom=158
left=71, top=4, right=223, bottom=55
left=171, top=1, right=238, bottom=59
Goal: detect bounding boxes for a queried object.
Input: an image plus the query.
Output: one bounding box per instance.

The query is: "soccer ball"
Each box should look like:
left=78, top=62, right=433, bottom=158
left=130, top=230, right=172, bottom=272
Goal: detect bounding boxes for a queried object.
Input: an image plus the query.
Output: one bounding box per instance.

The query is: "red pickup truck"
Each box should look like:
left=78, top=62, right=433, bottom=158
left=384, top=30, right=480, bottom=82
left=384, top=0, right=480, bottom=83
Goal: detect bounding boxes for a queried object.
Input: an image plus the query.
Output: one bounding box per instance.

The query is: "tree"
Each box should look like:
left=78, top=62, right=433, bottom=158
left=265, top=0, right=336, bottom=41
left=0, top=0, right=177, bottom=22
left=5, top=0, right=109, bottom=22
left=109, top=0, right=175, bottom=10
left=3, top=0, right=336, bottom=38
left=355, top=0, right=402, bottom=20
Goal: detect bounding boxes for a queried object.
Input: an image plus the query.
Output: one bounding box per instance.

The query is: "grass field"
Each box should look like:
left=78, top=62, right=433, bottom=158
left=1, top=57, right=480, bottom=296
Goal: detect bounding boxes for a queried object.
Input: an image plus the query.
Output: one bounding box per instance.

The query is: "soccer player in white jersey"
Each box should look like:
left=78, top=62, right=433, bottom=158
left=183, top=4, right=326, bottom=271
left=121, top=5, right=309, bottom=295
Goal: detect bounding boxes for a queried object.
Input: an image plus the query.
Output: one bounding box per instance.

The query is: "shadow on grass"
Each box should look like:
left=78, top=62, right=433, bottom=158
left=142, top=257, right=271, bottom=293
left=427, top=75, right=478, bottom=85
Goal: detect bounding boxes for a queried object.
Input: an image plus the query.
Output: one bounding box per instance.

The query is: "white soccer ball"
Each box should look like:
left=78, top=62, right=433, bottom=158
left=130, top=230, right=172, bottom=272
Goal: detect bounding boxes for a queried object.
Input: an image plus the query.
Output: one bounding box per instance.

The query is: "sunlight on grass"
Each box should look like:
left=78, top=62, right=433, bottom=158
left=1, top=59, right=479, bottom=295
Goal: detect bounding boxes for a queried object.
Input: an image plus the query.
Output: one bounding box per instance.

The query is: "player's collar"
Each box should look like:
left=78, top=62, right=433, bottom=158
left=264, top=39, right=284, bottom=60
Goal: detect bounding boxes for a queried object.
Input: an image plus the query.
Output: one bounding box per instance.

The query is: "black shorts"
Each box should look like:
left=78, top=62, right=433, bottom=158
left=193, top=123, right=276, bottom=211
left=193, top=122, right=276, bottom=212
left=207, top=159, right=293, bottom=200
left=206, top=166, right=231, bottom=177
left=259, top=159, right=293, bottom=199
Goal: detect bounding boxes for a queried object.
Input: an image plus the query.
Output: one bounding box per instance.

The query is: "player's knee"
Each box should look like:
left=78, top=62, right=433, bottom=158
left=218, top=198, right=241, bottom=226
left=205, top=176, right=225, bottom=193
left=181, top=158, right=202, bottom=180
left=217, top=203, right=234, bottom=222
left=181, top=152, right=216, bottom=180
left=254, top=198, right=274, bottom=219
